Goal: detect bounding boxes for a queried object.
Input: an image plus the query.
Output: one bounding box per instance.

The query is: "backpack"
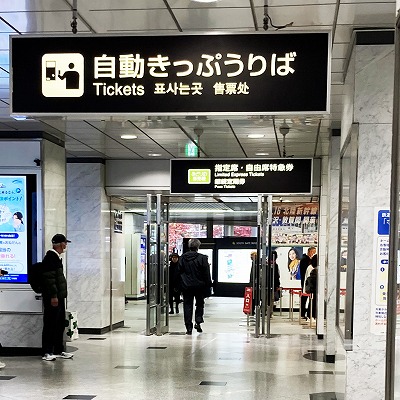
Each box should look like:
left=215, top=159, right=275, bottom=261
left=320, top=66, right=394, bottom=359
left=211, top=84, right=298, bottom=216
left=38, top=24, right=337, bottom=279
left=28, top=262, right=43, bottom=293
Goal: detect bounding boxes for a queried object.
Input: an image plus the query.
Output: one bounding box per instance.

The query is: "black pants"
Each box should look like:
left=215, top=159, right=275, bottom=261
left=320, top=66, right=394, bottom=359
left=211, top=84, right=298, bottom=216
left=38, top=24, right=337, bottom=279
left=183, top=288, right=205, bottom=331
left=300, top=279, right=307, bottom=317
left=42, top=297, right=66, bottom=355
left=169, top=289, right=180, bottom=311
left=308, top=294, right=317, bottom=318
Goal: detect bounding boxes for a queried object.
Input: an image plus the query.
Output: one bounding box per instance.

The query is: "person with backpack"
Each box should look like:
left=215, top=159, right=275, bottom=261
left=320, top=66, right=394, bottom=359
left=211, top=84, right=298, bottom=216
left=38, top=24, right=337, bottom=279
left=41, top=234, right=73, bottom=361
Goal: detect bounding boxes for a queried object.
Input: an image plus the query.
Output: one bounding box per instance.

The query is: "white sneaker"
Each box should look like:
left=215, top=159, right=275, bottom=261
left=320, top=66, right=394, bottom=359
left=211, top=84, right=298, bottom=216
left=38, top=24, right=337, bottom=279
left=0, top=361, right=5, bottom=368
left=42, top=353, right=56, bottom=361
left=55, top=352, right=73, bottom=359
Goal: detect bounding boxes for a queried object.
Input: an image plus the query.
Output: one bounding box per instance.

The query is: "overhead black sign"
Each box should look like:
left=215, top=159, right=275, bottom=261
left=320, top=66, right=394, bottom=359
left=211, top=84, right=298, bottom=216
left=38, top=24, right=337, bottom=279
left=10, top=33, right=330, bottom=116
left=170, top=158, right=313, bottom=194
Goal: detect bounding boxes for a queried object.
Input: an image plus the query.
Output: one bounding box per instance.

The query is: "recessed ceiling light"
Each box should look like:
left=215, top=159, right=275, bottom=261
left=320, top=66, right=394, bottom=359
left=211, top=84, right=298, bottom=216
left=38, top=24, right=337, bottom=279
left=247, top=134, right=265, bottom=139
left=255, top=152, right=269, bottom=156
left=148, top=153, right=162, bottom=157
left=120, top=134, right=137, bottom=139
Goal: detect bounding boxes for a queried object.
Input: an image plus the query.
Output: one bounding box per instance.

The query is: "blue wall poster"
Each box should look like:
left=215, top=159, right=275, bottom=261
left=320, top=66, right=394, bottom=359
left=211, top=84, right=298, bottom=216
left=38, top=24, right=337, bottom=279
left=0, top=176, right=28, bottom=283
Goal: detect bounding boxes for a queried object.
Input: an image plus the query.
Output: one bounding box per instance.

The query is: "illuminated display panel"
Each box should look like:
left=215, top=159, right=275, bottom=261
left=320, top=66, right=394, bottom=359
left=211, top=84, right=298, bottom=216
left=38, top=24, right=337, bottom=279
left=217, top=248, right=253, bottom=284
left=0, top=176, right=27, bottom=282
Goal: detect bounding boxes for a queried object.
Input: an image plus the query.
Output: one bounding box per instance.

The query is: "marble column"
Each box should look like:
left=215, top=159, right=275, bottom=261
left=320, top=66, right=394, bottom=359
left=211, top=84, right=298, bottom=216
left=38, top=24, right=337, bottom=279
left=341, top=40, right=394, bottom=399
left=325, top=135, right=340, bottom=359
left=66, top=161, right=124, bottom=332
left=42, top=139, right=67, bottom=246
left=317, top=155, right=329, bottom=336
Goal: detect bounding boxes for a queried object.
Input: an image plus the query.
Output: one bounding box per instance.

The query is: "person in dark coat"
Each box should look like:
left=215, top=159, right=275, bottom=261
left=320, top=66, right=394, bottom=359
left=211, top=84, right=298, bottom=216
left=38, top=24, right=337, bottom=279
left=178, top=238, right=212, bottom=335
left=169, top=253, right=181, bottom=314
left=41, top=234, right=73, bottom=361
left=307, top=254, right=318, bottom=320
left=299, top=246, right=316, bottom=319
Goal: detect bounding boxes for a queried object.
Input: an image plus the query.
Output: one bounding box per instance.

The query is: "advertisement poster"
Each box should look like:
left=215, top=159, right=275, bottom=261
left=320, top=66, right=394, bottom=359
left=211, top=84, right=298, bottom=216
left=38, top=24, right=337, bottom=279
left=0, top=176, right=28, bottom=283
left=371, top=208, right=389, bottom=334
left=272, top=246, right=306, bottom=289
left=272, top=203, right=318, bottom=246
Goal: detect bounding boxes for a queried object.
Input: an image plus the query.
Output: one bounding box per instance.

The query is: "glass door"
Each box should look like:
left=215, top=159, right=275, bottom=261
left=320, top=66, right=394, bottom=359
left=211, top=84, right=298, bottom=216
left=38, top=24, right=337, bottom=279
left=157, top=194, right=169, bottom=335
left=146, top=194, right=169, bottom=335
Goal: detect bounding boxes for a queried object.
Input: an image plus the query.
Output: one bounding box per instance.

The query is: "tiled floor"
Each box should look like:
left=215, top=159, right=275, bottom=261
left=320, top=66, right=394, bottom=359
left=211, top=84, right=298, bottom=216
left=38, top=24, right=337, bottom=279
left=0, top=297, right=345, bottom=400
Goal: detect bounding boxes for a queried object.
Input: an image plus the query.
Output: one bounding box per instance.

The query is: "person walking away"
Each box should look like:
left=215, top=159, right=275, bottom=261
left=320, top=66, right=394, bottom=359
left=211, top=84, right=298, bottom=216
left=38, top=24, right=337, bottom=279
left=169, top=253, right=181, bottom=314
left=41, top=234, right=74, bottom=361
left=299, top=246, right=316, bottom=319
left=178, top=238, right=212, bottom=335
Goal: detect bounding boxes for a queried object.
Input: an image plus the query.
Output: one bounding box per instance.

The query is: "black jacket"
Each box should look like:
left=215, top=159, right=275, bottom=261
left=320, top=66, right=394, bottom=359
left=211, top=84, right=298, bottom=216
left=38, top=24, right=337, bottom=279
left=178, top=251, right=212, bottom=291
left=169, top=260, right=180, bottom=291
left=41, top=250, right=67, bottom=299
left=299, top=254, right=311, bottom=285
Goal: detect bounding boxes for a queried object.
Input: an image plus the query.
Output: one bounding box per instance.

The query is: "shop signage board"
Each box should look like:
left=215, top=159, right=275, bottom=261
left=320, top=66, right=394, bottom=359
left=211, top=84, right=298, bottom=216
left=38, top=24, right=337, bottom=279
left=170, top=158, right=312, bottom=194
left=10, top=32, right=330, bottom=116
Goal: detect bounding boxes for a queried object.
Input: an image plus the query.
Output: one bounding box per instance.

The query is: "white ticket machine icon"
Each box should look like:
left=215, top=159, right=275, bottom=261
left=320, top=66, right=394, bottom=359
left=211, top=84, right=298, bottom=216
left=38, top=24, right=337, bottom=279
left=42, top=53, right=84, bottom=97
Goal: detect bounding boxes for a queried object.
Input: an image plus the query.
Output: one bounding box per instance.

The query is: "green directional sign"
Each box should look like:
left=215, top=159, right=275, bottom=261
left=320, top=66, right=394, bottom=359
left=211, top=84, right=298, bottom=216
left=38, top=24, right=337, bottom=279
left=188, top=169, right=211, bottom=184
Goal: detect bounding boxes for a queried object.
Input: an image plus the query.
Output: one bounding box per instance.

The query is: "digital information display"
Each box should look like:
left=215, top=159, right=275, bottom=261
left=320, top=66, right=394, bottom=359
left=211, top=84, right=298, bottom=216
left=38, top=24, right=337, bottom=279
left=200, top=248, right=213, bottom=279
left=0, top=176, right=28, bottom=283
left=170, top=158, right=313, bottom=194
left=11, top=32, right=329, bottom=115
left=217, top=248, right=254, bottom=284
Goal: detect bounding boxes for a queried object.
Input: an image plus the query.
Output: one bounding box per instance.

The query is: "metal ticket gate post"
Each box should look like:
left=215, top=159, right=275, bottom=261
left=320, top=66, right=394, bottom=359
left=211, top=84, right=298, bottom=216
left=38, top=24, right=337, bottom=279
left=146, top=194, right=169, bottom=336
left=254, top=195, right=273, bottom=338
left=265, top=195, right=273, bottom=338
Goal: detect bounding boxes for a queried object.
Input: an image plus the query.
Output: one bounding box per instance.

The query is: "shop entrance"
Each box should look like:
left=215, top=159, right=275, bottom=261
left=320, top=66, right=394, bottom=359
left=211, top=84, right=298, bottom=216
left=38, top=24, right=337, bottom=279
left=122, top=193, right=319, bottom=337
left=141, top=193, right=297, bottom=338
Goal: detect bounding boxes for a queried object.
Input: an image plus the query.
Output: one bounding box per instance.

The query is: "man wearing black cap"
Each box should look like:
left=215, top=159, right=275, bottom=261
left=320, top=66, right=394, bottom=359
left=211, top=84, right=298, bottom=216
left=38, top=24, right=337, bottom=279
left=41, top=234, right=73, bottom=361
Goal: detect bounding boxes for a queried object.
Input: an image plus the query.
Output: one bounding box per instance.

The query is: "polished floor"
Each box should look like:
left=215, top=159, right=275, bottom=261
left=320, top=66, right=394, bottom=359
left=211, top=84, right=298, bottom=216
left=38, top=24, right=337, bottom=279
left=0, top=298, right=345, bottom=400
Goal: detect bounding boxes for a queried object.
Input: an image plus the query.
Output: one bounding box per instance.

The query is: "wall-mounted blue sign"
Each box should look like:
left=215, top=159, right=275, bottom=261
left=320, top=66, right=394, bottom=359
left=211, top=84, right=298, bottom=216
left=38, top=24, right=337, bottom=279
left=377, top=210, right=390, bottom=235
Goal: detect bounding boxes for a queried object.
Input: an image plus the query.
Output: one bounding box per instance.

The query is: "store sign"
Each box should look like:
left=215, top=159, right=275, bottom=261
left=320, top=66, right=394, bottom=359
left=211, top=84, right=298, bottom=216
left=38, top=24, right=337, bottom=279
left=0, top=176, right=27, bottom=283
left=170, top=158, right=312, bottom=194
left=114, top=210, right=123, bottom=233
left=11, top=32, right=330, bottom=115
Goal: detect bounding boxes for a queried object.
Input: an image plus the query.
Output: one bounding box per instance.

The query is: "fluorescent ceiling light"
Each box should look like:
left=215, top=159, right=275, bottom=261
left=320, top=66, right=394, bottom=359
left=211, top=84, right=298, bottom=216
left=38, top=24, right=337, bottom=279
left=127, top=208, right=256, bottom=214
left=272, top=199, right=293, bottom=203
left=120, top=134, right=137, bottom=139
left=148, top=153, right=162, bottom=157
left=247, top=134, right=265, bottom=139
left=255, top=152, right=269, bottom=156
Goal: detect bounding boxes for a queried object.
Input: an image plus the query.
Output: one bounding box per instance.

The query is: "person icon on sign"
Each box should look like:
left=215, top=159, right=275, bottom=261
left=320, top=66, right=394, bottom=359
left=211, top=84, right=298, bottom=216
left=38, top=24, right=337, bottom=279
left=58, top=63, right=80, bottom=89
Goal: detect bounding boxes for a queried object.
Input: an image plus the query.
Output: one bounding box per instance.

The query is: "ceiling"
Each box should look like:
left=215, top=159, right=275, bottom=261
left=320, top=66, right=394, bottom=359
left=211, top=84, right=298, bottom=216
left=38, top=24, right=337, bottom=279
left=0, top=0, right=396, bottom=162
